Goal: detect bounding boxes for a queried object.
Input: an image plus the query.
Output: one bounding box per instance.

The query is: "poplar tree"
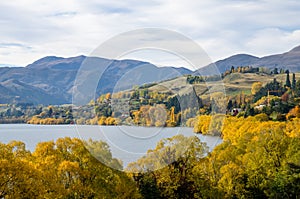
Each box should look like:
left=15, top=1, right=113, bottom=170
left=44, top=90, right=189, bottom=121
left=292, top=73, right=296, bottom=90
left=285, top=70, right=291, bottom=88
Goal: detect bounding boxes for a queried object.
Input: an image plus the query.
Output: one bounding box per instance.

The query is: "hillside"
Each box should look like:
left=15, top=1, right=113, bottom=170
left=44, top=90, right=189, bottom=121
left=0, top=56, right=192, bottom=104
left=148, top=72, right=299, bottom=98
left=1, top=45, right=300, bottom=105
left=197, top=44, right=300, bottom=74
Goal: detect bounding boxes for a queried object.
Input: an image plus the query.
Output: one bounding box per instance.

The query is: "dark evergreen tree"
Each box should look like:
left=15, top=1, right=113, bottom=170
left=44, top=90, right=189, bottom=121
left=285, top=70, right=291, bottom=88
left=167, top=95, right=181, bottom=113
left=34, top=107, right=43, bottom=115
left=230, top=66, right=235, bottom=73
left=233, top=100, right=238, bottom=108
left=47, top=107, right=53, bottom=117
left=227, top=99, right=233, bottom=111
left=292, top=73, right=296, bottom=90
left=295, top=80, right=300, bottom=97
left=244, top=104, right=255, bottom=117
left=253, top=78, right=286, bottom=102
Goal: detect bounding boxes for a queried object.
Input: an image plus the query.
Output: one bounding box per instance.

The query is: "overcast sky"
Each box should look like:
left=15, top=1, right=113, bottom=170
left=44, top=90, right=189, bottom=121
left=1, top=0, right=300, bottom=68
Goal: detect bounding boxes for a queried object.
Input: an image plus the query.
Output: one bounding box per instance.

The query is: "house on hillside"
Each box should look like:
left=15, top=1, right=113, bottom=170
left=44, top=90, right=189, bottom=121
left=231, top=108, right=242, bottom=116
left=254, top=104, right=266, bottom=110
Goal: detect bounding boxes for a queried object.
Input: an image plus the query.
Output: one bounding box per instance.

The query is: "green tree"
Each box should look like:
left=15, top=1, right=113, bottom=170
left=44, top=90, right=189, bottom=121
left=227, top=99, right=233, bottom=111
left=295, top=80, right=300, bottom=97
left=285, top=70, right=291, bottom=88
left=230, top=66, right=235, bottom=73
left=127, top=135, right=208, bottom=198
left=292, top=73, right=296, bottom=90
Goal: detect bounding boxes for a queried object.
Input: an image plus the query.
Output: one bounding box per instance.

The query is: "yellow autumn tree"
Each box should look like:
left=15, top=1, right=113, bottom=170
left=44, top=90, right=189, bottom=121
left=105, top=92, right=111, bottom=100
left=286, top=105, right=300, bottom=120
left=251, top=82, right=263, bottom=95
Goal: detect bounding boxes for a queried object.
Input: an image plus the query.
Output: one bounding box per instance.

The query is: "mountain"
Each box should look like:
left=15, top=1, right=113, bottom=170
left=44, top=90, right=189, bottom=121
left=0, top=56, right=192, bottom=105
left=1, top=45, right=300, bottom=105
left=0, top=79, right=63, bottom=104
left=254, top=45, right=300, bottom=71
left=0, top=64, right=21, bottom=67
left=196, top=45, right=300, bottom=75
left=200, top=54, right=259, bottom=75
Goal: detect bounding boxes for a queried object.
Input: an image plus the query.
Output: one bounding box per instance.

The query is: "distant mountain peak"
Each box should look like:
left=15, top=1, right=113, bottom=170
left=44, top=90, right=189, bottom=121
left=26, top=55, right=86, bottom=69
left=290, top=45, right=300, bottom=53
left=228, top=53, right=258, bottom=58
left=219, top=53, right=259, bottom=62
left=0, top=55, right=192, bottom=104
left=32, top=56, right=64, bottom=63
left=196, top=45, right=300, bottom=75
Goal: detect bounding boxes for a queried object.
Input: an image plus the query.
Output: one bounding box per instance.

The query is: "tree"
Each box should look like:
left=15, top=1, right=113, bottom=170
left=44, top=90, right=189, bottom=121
left=166, top=106, right=176, bottom=127
left=98, top=116, right=107, bottom=125
left=244, top=104, right=254, bottom=117
left=227, top=99, right=233, bottom=111
left=251, top=82, right=263, bottom=95
left=105, top=92, right=111, bottom=100
left=47, top=106, right=53, bottom=117
left=33, top=137, right=139, bottom=198
left=0, top=141, right=42, bottom=198
left=292, top=73, right=296, bottom=90
left=285, top=70, right=291, bottom=88
left=286, top=106, right=300, bottom=120
left=203, top=117, right=300, bottom=198
left=253, top=78, right=286, bottom=102
left=295, top=80, right=300, bottom=97
left=127, top=135, right=208, bottom=198
left=281, top=92, right=290, bottom=102
left=230, top=66, right=235, bottom=73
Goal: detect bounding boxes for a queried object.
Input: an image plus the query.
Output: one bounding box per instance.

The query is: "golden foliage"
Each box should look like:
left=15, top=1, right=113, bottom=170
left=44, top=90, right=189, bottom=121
left=27, top=116, right=67, bottom=125
left=251, top=82, right=263, bottom=95
left=286, top=105, right=300, bottom=120
left=194, top=114, right=300, bottom=140
left=0, top=138, right=141, bottom=198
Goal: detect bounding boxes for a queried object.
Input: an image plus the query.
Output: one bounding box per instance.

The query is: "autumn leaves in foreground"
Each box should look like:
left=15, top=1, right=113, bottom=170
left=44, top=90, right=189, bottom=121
left=1, top=116, right=300, bottom=198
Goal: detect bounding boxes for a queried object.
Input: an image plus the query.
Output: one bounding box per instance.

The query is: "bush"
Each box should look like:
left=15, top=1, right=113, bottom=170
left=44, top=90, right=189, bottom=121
left=254, top=113, right=269, bottom=121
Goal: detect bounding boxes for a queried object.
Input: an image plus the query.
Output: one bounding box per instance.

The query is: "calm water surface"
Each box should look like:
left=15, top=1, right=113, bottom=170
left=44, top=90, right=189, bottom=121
left=0, top=124, right=222, bottom=166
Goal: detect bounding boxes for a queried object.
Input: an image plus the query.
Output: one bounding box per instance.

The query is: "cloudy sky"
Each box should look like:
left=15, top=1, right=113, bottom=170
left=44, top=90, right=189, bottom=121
left=1, top=0, right=300, bottom=68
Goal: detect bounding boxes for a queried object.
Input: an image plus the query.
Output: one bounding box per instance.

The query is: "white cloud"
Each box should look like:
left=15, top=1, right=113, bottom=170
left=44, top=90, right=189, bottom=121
left=246, top=28, right=300, bottom=56
left=0, top=0, right=300, bottom=68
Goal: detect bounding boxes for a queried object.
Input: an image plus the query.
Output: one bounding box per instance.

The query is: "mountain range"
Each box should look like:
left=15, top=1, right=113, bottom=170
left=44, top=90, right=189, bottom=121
left=198, top=45, right=300, bottom=75
left=0, top=45, right=300, bottom=105
left=0, top=56, right=191, bottom=104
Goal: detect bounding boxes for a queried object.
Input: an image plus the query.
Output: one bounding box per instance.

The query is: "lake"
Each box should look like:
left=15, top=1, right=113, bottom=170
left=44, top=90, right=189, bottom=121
left=0, top=124, right=222, bottom=167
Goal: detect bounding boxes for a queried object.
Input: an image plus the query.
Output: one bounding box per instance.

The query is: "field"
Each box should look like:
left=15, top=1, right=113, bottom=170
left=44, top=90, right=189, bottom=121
left=148, top=72, right=300, bottom=98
